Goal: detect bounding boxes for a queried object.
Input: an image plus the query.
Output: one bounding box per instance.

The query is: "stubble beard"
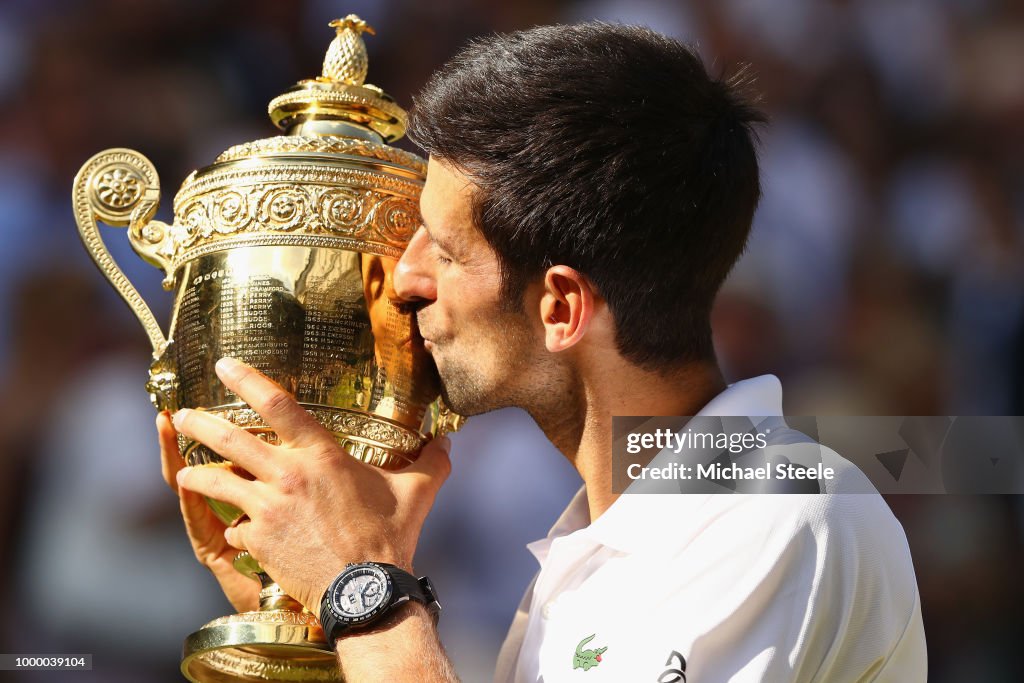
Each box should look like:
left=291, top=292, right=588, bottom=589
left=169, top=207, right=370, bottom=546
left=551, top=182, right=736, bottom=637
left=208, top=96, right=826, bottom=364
left=432, top=309, right=539, bottom=417
left=436, top=331, right=580, bottom=454
left=436, top=358, right=493, bottom=416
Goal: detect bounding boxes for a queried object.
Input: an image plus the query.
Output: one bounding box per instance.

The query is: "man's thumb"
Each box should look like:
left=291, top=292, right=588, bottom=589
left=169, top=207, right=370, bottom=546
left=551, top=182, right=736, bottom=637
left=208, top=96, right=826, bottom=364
left=398, top=435, right=452, bottom=497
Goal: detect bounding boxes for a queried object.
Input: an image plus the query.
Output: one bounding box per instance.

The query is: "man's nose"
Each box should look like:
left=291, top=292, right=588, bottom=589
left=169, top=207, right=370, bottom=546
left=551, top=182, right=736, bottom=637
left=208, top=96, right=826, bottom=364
left=392, top=226, right=437, bottom=304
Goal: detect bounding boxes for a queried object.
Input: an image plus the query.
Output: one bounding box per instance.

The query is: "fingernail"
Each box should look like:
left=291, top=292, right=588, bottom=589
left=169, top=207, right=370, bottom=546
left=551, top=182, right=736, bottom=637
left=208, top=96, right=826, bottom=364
left=435, top=435, right=451, bottom=453
left=172, top=409, right=190, bottom=429
left=216, top=356, right=243, bottom=380
left=176, top=467, right=191, bottom=485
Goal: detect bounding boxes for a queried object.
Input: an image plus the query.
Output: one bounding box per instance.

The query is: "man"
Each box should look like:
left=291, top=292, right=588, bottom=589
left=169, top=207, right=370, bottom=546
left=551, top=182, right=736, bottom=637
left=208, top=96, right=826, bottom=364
left=159, top=22, right=926, bottom=681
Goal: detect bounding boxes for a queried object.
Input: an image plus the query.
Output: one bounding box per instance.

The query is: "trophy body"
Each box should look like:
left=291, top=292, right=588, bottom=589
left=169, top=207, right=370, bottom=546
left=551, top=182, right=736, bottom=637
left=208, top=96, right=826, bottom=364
left=71, top=16, right=457, bottom=682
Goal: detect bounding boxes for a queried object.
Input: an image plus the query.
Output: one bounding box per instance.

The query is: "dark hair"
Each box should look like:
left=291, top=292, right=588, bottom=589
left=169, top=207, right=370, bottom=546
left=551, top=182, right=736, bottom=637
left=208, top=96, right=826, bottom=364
left=409, top=22, right=765, bottom=369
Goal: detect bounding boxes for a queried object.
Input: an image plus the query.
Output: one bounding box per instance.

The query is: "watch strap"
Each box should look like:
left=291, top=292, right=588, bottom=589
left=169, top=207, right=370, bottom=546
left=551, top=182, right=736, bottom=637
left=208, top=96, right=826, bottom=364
left=379, top=563, right=440, bottom=619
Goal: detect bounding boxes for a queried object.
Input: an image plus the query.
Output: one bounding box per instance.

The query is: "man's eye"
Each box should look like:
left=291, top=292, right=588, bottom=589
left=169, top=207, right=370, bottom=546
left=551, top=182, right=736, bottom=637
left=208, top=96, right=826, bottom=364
left=435, top=253, right=453, bottom=265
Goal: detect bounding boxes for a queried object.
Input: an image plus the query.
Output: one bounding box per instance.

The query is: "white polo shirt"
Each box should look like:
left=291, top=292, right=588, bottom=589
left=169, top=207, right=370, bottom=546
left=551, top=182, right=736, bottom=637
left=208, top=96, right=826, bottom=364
left=494, top=375, right=926, bottom=682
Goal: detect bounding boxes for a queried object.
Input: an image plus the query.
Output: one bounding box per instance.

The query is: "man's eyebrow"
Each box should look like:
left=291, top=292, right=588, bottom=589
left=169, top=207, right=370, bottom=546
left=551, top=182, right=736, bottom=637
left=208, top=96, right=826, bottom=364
left=422, top=221, right=457, bottom=254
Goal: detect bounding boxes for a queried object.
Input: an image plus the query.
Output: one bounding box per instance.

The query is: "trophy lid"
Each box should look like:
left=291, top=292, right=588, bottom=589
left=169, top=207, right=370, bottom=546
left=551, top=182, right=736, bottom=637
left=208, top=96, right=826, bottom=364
left=157, top=16, right=425, bottom=276
left=268, top=15, right=406, bottom=142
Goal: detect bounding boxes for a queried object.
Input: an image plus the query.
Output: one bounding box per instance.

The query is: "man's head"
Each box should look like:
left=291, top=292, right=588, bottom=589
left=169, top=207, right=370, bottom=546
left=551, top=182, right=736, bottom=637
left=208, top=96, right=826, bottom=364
left=395, top=22, right=764, bottom=416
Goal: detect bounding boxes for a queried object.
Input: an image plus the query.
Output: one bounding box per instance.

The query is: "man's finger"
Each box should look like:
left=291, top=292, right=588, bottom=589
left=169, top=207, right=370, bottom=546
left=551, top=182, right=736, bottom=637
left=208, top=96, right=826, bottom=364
left=157, top=411, right=183, bottom=493
left=176, top=464, right=259, bottom=513
left=179, top=486, right=220, bottom=536
left=223, top=518, right=251, bottom=552
left=215, top=357, right=324, bottom=449
left=173, top=408, right=276, bottom=479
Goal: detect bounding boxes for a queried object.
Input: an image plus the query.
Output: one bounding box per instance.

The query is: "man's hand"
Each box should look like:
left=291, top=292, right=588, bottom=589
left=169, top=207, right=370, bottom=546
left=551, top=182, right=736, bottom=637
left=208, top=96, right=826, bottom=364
left=157, top=410, right=260, bottom=612
left=171, top=357, right=453, bottom=612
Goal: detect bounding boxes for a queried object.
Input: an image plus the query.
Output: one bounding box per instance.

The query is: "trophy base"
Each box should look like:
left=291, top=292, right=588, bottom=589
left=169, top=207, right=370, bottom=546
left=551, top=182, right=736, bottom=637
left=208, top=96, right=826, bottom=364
left=181, top=610, right=341, bottom=682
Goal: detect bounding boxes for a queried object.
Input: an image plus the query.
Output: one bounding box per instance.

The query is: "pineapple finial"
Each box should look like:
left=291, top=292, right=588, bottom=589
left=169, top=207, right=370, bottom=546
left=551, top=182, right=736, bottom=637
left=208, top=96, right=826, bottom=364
left=323, top=15, right=377, bottom=86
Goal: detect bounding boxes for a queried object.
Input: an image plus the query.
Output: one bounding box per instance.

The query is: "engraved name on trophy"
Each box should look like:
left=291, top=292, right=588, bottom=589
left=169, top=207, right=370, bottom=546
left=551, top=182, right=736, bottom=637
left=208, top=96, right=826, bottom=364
left=71, top=16, right=459, bottom=683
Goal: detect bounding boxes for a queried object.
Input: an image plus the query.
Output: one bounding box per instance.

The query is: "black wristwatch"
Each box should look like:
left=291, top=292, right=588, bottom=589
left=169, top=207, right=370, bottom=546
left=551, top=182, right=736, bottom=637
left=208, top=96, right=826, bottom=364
left=319, top=562, right=440, bottom=644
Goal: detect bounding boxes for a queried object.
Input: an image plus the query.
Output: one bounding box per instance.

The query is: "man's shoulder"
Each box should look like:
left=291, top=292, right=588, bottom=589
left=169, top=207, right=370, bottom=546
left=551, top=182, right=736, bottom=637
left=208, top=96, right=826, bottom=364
left=640, top=422, right=906, bottom=550
left=597, top=484, right=924, bottom=680
left=758, top=433, right=910, bottom=555
left=632, top=431, right=918, bottom=598
left=680, top=458, right=912, bottom=568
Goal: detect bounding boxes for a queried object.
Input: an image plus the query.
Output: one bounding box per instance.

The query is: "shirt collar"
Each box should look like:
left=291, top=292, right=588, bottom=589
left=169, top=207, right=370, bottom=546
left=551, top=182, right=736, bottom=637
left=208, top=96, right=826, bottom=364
left=694, top=373, right=783, bottom=421
left=525, top=486, right=590, bottom=564
left=531, top=375, right=785, bottom=558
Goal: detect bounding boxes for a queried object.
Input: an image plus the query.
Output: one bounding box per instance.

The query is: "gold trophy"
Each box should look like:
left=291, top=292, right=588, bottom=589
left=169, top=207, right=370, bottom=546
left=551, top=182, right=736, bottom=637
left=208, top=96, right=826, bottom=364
left=71, top=16, right=459, bottom=682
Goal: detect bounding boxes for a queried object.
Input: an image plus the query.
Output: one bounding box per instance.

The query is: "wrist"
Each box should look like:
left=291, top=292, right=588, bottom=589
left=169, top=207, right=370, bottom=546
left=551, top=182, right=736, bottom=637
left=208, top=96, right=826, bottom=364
left=332, top=602, right=456, bottom=682
left=333, top=600, right=429, bottom=649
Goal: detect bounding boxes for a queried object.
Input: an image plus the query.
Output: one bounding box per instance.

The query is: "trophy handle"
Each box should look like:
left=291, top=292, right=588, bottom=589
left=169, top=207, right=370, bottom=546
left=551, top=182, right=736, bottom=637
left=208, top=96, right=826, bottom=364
left=72, top=148, right=175, bottom=356
left=429, top=399, right=466, bottom=437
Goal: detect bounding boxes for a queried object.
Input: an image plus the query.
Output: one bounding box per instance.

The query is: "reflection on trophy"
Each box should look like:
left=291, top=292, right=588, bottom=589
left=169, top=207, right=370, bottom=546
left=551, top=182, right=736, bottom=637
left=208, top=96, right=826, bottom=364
left=71, top=15, right=460, bottom=683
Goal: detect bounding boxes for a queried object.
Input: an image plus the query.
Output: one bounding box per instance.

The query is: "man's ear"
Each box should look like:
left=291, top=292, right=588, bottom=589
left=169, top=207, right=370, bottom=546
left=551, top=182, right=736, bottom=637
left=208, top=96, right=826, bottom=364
left=539, top=266, right=595, bottom=353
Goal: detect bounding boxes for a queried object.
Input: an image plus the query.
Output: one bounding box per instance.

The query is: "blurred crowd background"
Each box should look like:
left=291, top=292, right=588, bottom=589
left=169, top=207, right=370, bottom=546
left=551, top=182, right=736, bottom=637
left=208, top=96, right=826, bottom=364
left=0, top=0, right=1021, bottom=680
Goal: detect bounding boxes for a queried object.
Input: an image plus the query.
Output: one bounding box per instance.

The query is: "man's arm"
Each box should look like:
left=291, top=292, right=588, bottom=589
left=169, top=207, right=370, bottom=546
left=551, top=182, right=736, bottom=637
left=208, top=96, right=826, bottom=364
left=333, top=603, right=457, bottom=681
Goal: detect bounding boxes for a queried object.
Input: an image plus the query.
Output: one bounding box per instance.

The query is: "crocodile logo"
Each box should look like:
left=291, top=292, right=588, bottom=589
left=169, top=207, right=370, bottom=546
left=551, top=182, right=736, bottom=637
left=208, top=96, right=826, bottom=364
left=572, top=633, right=607, bottom=672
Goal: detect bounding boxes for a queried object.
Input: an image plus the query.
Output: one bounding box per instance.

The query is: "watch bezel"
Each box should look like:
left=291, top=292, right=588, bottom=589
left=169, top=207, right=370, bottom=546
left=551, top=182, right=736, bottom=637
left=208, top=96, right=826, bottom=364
left=326, top=562, right=395, bottom=626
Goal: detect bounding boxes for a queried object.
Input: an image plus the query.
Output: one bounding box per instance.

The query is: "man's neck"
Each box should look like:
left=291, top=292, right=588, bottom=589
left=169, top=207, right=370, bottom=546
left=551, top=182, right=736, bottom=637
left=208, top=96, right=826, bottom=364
left=534, top=358, right=726, bottom=523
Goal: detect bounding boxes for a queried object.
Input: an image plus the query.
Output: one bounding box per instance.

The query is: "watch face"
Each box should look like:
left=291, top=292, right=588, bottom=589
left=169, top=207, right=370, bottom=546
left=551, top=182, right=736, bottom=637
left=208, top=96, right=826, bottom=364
left=330, top=564, right=392, bottom=622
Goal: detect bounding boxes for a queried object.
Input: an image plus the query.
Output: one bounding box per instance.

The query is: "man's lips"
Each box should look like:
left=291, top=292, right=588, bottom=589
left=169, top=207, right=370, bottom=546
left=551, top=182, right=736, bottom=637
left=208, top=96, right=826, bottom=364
left=414, top=313, right=438, bottom=350
left=416, top=321, right=432, bottom=344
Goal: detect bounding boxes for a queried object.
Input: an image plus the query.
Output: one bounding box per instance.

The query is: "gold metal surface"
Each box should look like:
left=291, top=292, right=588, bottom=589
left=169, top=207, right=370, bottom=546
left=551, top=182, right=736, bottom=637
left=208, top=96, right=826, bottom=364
left=72, top=149, right=170, bottom=351
left=268, top=15, right=406, bottom=142
left=71, top=15, right=461, bottom=683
